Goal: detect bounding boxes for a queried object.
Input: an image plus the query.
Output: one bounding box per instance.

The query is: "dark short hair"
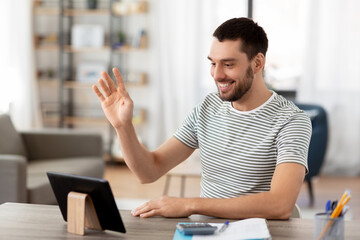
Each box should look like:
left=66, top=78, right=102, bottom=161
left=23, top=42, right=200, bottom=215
left=213, top=17, right=268, bottom=60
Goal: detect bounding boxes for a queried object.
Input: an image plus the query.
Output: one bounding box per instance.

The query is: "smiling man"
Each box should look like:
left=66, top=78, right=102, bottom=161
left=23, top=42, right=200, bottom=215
left=93, top=17, right=312, bottom=219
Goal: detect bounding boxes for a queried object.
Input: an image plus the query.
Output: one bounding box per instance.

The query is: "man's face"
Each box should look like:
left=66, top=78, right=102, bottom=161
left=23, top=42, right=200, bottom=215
left=208, top=38, right=254, bottom=102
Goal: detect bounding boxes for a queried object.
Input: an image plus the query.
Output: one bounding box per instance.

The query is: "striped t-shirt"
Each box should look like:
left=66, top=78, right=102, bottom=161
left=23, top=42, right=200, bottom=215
left=174, top=91, right=312, bottom=199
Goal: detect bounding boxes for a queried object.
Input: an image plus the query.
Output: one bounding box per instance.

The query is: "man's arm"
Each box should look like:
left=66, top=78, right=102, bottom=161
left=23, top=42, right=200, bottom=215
left=93, top=68, right=194, bottom=183
left=132, top=162, right=305, bottom=219
left=117, top=129, right=195, bottom=183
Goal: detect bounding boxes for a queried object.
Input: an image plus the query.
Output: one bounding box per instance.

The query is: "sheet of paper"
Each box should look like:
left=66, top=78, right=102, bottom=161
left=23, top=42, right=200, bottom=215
left=192, top=218, right=271, bottom=240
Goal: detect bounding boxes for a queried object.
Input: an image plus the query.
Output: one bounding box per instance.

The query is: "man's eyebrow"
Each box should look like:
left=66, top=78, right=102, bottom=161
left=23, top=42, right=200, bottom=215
left=207, top=56, right=237, bottom=62
left=221, top=58, right=237, bottom=62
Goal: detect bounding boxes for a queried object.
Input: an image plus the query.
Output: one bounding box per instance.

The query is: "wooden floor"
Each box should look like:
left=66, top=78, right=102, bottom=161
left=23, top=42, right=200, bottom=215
left=104, top=163, right=360, bottom=220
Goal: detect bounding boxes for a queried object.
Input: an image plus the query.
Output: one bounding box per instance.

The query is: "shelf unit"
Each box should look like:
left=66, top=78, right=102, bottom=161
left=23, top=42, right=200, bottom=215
left=33, top=0, right=149, bottom=159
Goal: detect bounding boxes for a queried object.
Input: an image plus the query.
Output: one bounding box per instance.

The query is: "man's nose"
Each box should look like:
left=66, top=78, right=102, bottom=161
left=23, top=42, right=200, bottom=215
left=213, top=66, right=226, bottom=80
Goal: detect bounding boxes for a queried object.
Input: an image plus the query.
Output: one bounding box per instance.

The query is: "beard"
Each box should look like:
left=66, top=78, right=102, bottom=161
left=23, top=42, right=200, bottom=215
left=217, top=65, right=254, bottom=102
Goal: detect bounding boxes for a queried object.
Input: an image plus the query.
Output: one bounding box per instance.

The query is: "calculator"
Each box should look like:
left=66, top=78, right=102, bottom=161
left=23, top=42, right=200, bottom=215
left=176, top=223, right=218, bottom=235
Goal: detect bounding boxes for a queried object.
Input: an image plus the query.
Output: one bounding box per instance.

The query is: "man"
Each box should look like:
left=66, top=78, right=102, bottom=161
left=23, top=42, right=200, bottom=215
left=92, top=17, right=311, bottom=219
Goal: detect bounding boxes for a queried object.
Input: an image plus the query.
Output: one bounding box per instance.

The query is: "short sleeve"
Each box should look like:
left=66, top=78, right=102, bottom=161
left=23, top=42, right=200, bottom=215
left=276, top=112, right=312, bottom=173
left=173, top=105, right=200, bottom=149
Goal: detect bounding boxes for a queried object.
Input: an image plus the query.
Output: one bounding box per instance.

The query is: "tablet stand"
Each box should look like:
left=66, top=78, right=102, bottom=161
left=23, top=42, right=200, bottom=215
left=67, top=191, right=103, bottom=235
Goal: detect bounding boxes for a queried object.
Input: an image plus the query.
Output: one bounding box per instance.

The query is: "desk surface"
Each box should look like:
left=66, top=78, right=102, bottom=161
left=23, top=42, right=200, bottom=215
left=0, top=203, right=359, bottom=240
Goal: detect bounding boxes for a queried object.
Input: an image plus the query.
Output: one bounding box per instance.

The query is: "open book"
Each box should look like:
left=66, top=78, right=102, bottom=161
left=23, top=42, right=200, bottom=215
left=173, top=218, right=271, bottom=240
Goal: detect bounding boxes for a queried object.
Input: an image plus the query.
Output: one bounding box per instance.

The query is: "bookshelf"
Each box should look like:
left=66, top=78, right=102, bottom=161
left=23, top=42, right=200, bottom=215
left=33, top=0, right=149, bottom=160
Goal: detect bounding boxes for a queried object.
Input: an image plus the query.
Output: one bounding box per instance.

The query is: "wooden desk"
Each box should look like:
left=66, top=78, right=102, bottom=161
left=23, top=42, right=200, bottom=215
left=0, top=203, right=359, bottom=239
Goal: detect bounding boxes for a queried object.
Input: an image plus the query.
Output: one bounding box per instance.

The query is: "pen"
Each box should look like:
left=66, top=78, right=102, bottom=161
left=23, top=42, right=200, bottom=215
left=325, top=200, right=331, bottom=212
left=340, top=205, right=349, bottom=217
left=219, top=221, right=229, bottom=233
left=331, top=200, right=338, bottom=212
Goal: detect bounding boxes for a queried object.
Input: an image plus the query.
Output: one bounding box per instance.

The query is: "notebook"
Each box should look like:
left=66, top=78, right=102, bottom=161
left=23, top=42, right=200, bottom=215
left=173, top=218, right=271, bottom=240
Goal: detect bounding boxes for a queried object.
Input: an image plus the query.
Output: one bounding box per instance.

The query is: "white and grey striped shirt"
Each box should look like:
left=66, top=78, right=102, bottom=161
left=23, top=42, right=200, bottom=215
left=174, top=92, right=311, bottom=199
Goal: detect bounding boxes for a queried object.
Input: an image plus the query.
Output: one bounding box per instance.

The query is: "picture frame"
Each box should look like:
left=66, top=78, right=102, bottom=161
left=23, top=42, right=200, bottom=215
left=76, top=62, right=108, bottom=83
left=71, top=24, right=104, bottom=48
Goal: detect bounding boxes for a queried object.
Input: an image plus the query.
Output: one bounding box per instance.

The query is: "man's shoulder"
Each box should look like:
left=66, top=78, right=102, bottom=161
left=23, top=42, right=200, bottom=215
left=268, top=93, right=310, bottom=122
left=272, top=94, right=300, bottom=112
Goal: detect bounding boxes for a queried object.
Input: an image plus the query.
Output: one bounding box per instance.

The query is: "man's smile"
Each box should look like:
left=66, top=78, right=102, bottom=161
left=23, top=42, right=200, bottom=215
left=218, top=81, right=234, bottom=92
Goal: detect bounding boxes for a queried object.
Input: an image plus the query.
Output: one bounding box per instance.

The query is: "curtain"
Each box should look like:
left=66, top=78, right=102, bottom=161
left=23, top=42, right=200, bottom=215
left=148, top=0, right=248, bottom=149
left=0, top=0, right=41, bottom=129
left=148, top=0, right=202, bottom=148
left=297, top=0, right=360, bottom=175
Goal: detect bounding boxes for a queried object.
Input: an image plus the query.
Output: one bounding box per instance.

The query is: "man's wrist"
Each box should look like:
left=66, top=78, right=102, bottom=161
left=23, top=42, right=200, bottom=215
left=185, top=198, right=200, bottom=216
left=114, top=122, right=134, bottom=134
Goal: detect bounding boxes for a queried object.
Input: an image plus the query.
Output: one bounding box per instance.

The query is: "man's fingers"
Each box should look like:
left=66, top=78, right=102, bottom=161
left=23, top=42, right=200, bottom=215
left=98, top=78, right=112, bottom=97
left=140, top=209, right=158, bottom=218
left=101, top=71, right=117, bottom=93
left=113, top=67, right=127, bottom=91
left=92, top=84, right=105, bottom=102
left=132, top=199, right=162, bottom=217
left=132, top=202, right=152, bottom=216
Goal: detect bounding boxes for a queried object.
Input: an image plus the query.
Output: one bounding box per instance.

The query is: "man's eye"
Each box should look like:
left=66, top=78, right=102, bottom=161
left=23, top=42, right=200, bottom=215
left=210, top=63, right=216, bottom=67
left=225, top=64, right=233, bottom=67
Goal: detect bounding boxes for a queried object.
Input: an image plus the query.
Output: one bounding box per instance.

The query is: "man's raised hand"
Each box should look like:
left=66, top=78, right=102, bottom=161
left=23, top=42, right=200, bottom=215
left=92, top=67, right=134, bottom=129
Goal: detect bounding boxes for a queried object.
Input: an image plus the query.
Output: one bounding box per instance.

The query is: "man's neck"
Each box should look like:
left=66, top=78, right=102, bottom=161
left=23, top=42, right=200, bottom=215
left=231, top=79, right=272, bottom=112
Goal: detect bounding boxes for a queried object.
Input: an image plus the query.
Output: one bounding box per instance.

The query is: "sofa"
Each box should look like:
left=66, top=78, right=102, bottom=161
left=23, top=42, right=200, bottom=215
left=0, top=114, right=105, bottom=204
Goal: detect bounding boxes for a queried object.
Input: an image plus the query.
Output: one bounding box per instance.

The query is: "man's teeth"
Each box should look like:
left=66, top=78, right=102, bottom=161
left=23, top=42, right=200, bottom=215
left=219, top=83, right=231, bottom=87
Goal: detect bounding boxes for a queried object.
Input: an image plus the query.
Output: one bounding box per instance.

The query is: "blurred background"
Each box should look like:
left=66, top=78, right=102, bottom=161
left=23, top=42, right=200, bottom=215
left=0, top=0, right=359, bottom=218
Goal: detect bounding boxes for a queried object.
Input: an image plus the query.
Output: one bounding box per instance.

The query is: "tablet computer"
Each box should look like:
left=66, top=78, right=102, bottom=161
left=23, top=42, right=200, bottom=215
left=47, top=171, right=126, bottom=233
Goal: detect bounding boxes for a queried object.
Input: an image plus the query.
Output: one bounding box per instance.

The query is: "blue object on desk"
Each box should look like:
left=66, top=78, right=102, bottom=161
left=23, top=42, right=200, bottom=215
left=219, top=221, right=229, bottom=233
left=173, top=229, right=193, bottom=240
left=176, top=222, right=217, bottom=235
left=325, top=200, right=331, bottom=212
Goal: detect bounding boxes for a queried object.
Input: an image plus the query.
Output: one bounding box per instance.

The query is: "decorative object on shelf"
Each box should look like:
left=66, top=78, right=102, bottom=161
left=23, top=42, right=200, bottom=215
left=76, top=62, right=108, bottom=83
left=37, top=68, right=57, bottom=79
left=46, top=68, right=55, bottom=78
left=87, top=0, right=98, bottom=9
left=124, top=72, right=147, bottom=85
left=135, top=29, right=147, bottom=48
left=34, top=34, right=58, bottom=47
left=33, top=0, right=43, bottom=7
left=71, top=24, right=104, bottom=48
left=118, top=31, right=126, bottom=45
left=112, top=1, right=147, bottom=15
left=44, top=33, right=58, bottom=44
left=112, top=31, right=127, bottom=49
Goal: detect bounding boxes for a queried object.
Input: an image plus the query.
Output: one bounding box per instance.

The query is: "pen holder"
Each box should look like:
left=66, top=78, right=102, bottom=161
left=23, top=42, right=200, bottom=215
left=314, top=213, right=344, bottom=240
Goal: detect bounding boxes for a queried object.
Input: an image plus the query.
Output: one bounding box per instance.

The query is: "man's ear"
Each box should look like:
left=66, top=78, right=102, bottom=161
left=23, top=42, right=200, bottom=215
left=252, top=53, right=265, bottom=74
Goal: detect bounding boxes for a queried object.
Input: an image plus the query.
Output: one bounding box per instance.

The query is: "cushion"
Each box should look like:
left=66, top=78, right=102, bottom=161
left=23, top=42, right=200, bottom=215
left=0, top=114, right=26, bottom=156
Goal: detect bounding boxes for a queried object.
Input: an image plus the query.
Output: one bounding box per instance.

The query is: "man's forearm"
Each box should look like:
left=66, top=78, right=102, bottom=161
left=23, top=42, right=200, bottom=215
left=187, top=163, right=305, bottom=219
left=132, top=161, right=304, bottom=219
left=115, top=124, right=159, bottom=183
left=132, top=192, right=296, bottom=219
left=115, top=128, right=195, bottom=184
left=188, top=191, right=294, bottom=219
